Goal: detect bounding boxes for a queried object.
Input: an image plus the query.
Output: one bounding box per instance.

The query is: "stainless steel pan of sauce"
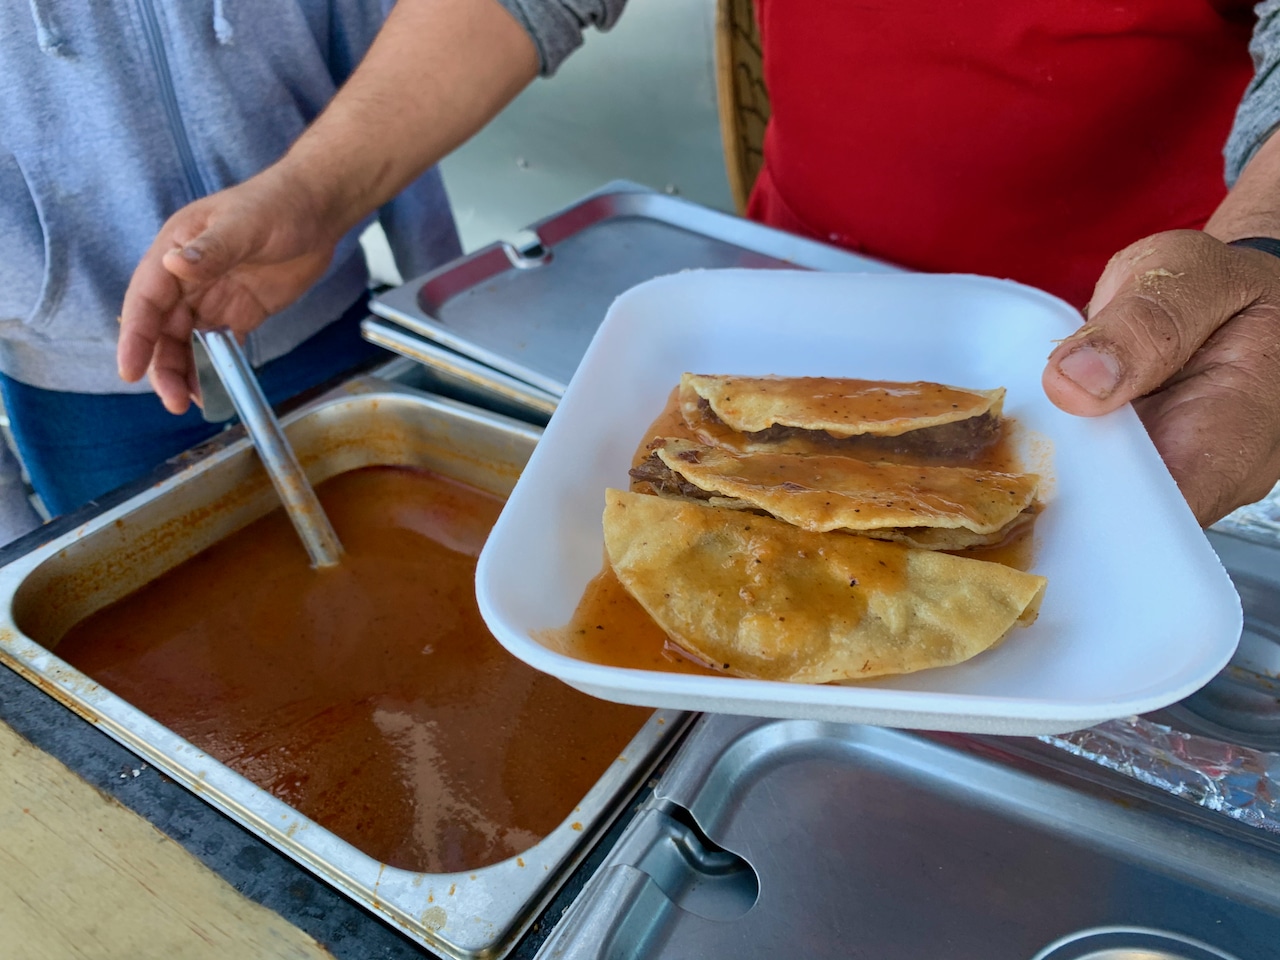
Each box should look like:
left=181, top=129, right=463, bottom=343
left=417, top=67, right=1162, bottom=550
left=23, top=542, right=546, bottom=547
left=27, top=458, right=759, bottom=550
left=0, top=375, right=690, bottom=959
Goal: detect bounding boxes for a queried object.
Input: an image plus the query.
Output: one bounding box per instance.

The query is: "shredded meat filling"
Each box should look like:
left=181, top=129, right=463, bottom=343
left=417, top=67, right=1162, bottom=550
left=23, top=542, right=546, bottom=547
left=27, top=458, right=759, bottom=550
left=630, top=454, right=716, bottom=501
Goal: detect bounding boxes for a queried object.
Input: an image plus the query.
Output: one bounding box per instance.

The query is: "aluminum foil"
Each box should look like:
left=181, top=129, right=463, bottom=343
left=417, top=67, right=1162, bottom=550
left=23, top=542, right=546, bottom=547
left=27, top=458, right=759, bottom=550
left=1041, top=716, right=1280, bottom=832
left=1051, top=484, right=1280, bottom=828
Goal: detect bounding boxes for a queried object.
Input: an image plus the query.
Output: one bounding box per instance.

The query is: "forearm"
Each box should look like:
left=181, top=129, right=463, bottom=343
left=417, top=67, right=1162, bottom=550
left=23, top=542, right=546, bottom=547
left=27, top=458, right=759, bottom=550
left=1215, top=0, right=1280, bottom=240
left=276, top=0, right=539, bottom=240
left=1206, top=127, right=1280, bottom=242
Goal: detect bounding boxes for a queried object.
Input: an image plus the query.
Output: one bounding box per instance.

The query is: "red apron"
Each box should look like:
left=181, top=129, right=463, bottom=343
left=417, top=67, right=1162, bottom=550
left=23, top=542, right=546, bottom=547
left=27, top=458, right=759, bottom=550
left=747, top=1, right=1255, bottom=307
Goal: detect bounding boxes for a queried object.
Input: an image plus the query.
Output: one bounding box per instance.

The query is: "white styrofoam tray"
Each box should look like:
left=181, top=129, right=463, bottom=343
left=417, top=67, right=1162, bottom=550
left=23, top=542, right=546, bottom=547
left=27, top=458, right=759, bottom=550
left=475, top=270, right=1242, bottom=735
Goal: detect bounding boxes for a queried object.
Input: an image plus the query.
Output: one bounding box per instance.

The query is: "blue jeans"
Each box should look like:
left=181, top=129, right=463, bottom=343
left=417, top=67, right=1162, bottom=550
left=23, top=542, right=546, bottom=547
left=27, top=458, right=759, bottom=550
left=0, top=299, right=383, bottom=517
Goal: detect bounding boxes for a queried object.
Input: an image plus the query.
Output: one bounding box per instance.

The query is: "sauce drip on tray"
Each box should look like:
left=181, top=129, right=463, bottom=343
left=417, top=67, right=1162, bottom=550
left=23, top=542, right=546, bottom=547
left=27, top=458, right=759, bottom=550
left=543, top=561, right=719, bottom=676
left=56, top=466, right=650, bottom=873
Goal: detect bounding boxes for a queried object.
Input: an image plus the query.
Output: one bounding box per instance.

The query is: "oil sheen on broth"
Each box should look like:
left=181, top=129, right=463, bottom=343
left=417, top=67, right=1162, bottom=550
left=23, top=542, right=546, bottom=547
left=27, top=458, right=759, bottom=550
left=55, top=466, right=650, bottom=873
left=547, top=386, right=1037, bottom=675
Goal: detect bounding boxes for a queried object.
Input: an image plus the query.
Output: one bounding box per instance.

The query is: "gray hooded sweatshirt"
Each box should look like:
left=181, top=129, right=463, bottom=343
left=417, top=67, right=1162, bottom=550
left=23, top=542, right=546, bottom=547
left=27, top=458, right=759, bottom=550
left=1, top=0, right=461, bottom=396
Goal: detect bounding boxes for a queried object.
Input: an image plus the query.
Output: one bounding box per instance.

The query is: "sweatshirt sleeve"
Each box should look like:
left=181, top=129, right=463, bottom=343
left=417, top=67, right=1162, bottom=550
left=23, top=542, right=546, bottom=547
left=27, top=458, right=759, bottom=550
left=494, top=0, right=630, bottom=76
left=1226, top=1, right=1280, bottom=185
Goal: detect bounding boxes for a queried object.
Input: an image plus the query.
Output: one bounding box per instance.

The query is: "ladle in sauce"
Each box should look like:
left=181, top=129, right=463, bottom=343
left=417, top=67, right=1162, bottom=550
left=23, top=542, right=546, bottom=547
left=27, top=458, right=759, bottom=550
left=193, top=328, right=343, bottom=567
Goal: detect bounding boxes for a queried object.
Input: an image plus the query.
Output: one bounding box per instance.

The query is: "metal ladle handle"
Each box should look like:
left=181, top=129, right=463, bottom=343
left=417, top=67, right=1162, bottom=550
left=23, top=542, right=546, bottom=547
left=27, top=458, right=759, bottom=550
left=194, top=329, right=343, bottom=568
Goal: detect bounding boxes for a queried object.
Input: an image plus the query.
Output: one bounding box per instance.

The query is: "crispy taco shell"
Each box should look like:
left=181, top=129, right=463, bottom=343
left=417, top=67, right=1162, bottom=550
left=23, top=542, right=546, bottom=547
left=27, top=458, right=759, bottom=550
left=602, top=489, right=1046, bottom=683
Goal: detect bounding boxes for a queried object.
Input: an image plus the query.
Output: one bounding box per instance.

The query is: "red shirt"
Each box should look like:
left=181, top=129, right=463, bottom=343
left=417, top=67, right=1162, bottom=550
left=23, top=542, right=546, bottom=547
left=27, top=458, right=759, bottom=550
left=747, top=1, right=1254, bottom=307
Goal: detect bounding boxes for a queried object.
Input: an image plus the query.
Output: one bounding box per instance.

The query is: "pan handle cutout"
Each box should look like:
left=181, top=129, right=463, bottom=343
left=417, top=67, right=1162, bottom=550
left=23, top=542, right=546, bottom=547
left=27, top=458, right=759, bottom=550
left=631, top=800, right=760, bottom=922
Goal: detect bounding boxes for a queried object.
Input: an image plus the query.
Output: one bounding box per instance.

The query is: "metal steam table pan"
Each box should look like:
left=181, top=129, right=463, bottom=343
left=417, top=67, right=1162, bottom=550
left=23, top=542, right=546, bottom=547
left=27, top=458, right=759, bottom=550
left=0, top=376, right=688, bottom=959
left=362, top=316, right=559, bottom=425
left=370, top=186, right=892, bottom=397
left=1162, top=526, right=1280, bottom=751
left=538, top=714, right=1280, bottom=960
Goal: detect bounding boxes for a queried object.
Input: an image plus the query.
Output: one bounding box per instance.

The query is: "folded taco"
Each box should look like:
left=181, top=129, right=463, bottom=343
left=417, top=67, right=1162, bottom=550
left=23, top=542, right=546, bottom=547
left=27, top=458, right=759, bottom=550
left=602, top=489, right=1046, bottom=683
left=631, top=438, right=1039, bottom=550
left=680, top=373, right=1005, bottom=459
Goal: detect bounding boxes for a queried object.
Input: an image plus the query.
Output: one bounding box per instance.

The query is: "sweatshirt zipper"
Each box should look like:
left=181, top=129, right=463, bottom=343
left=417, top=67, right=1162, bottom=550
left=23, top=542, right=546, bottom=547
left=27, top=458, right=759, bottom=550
left=134, top=0, right=208, bottom=200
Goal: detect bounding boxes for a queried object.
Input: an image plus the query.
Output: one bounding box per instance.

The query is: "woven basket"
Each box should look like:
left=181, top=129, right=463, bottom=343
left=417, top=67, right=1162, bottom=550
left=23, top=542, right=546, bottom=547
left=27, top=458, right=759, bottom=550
left=715, top=0, right=770, bottom=214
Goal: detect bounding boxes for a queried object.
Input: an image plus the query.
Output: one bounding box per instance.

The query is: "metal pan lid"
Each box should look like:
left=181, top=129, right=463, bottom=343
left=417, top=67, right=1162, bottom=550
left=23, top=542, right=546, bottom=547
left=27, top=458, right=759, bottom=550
left=371, top=183, right=892, bottom=396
